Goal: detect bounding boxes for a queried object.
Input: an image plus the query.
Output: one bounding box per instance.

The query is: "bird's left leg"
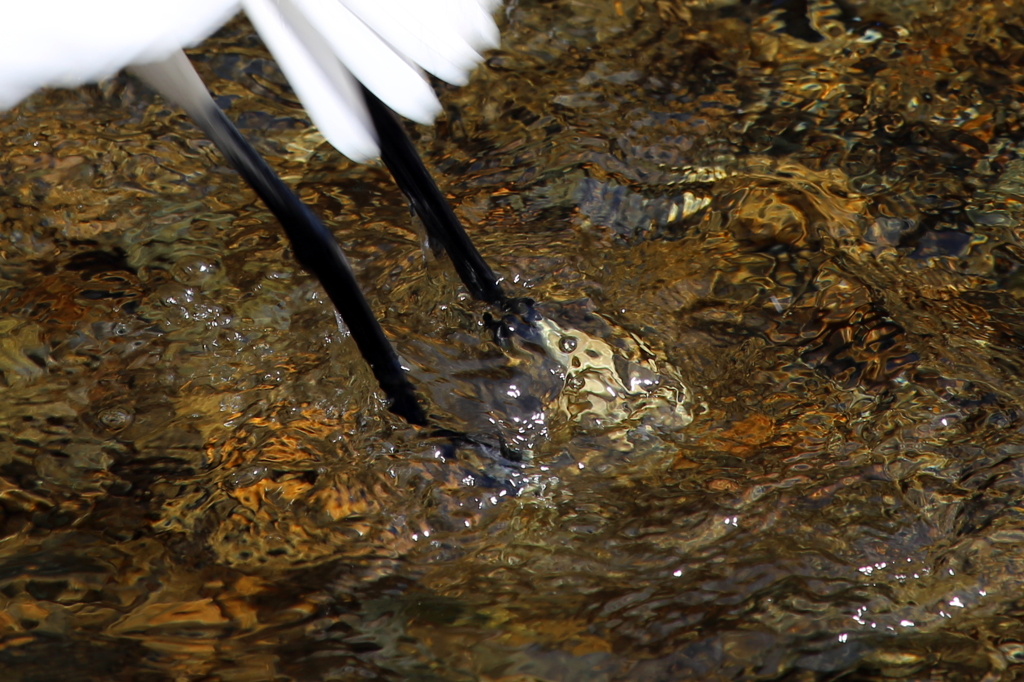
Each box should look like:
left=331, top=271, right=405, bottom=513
left=131, top=50, right=428, bottom=426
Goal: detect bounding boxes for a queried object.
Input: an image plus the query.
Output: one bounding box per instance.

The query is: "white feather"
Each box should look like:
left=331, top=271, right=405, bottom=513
left=244, top=0, right=378, bottom=161
left=0, top=0, right=239, bottom=109
left=0, top=0, right=503, bottom=161
left=289, top=0, right=441, bottom=125
left=448, top=0, right=502, bottom=52
left=335, top=0, right=486, bottom=85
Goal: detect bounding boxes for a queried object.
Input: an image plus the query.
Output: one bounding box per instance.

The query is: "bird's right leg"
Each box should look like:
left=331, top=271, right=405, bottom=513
left=361, top=87, right=542, bottom=350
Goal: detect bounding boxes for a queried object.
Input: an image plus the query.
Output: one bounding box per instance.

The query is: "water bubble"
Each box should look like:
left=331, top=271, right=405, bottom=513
left=98, top=407, right=132, bottom=430
left=559, top=335, right=578, bottom=353
left=171, top=256, right=220, bottom=285
left=227, top=465, right=271, bottom=489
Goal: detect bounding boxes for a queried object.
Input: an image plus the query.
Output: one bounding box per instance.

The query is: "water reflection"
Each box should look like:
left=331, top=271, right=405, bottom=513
left=3, top=0, right=1024, bottom=679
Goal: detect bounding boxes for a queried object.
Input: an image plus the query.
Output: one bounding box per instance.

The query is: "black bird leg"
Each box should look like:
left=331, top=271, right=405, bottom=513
left=132, top=51, right=427, bottom=426
left=362, top=86, right=541, bottom=353
left=361, top=86, right=507, bottom=307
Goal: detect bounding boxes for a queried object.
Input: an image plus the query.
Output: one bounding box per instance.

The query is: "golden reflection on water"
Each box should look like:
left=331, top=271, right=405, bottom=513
left=4, top=0, right=1024, bottom=679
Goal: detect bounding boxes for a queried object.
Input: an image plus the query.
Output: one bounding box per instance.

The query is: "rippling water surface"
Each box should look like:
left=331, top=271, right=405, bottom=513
left=4, top=1, right=1024, bottom=679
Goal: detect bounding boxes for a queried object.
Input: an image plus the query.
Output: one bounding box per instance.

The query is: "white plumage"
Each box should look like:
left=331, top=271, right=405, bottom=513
left=0, top=0, right=500, bottom=160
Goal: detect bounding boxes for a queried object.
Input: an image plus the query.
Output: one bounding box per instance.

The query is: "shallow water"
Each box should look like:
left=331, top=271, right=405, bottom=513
left=4, top=0, right=1024, bottom=679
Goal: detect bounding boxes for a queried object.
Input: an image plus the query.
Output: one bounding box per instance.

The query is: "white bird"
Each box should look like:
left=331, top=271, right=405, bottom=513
left=0, top=0, right=508, bottom=425
left=0, top=0, right=501, bottom=160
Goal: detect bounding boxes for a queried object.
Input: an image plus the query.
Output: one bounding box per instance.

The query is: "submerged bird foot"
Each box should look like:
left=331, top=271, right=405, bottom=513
left=485, top=297, right=544, bottom=351
left=429, top=429, right=525, bottom=493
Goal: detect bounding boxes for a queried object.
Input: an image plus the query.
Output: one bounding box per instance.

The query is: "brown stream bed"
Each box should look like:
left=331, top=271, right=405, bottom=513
left=3, top=1, right=1024, bottom=680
